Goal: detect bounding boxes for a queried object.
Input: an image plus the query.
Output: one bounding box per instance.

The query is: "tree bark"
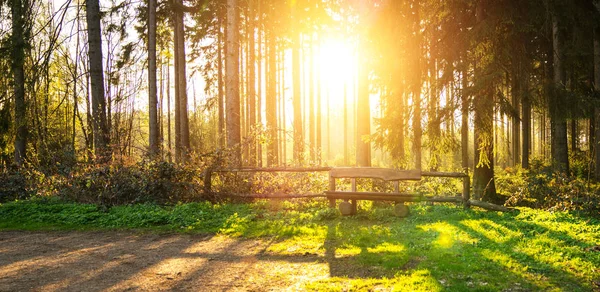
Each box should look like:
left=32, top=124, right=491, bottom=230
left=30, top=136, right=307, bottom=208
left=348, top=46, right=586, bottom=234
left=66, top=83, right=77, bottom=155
left=594, top=25, right=600, bottom=180
left=12, top=0, right=27, bottom=166
left=148, top=0, right=159, bottom=157
left=175, top=3, right=190, bottom=161
left=292, top=5, right=303, bottom=165
left=308, top=35, right=315, bottom=163
left=522, top=73, right=531, bottom=169
left=86, top=0, right=110, bottom=163
left=472, top=0, right=498, bottom=203
left=266, top=28, right=278, bottom=166
left=226, top=0, right=241, bottom=165
left=247, top=0, right=256, bottom=166
left=461, top=60, right=469, bottom=170
left=550, top=14, right=569, bottom=172
left=511, top=65, right=521, bottom=167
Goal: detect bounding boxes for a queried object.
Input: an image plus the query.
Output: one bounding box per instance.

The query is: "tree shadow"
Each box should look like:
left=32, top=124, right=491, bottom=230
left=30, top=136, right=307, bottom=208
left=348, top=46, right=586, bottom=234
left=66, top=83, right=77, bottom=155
left=446, top=211, right=596, bottom=291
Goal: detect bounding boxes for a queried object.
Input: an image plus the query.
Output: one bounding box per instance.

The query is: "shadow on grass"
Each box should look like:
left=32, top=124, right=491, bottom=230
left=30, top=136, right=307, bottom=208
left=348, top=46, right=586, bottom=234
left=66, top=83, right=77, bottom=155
left=309, top=204, right=597, bottom=291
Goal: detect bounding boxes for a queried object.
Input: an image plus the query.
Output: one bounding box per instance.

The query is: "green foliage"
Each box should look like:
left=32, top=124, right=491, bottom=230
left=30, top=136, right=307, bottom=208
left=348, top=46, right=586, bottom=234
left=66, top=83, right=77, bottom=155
left=0, top=167, right=48, bottom=202
left=495, top=164, right=600, bottom=215
left=59, top=161, right=205, bottom=206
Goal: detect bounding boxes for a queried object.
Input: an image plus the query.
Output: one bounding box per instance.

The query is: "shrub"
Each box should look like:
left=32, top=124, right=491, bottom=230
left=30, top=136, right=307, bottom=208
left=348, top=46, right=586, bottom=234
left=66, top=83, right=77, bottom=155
left=497, top=164, right=600, bottom=216
left=59, top=161, right=205, bottom=206
left=0, top=167, right=46, bottom=203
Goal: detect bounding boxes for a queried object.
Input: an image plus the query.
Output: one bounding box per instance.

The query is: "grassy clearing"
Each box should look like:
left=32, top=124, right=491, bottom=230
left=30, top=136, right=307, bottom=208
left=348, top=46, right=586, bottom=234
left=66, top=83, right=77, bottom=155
left=0, top=198, right=599, bottom=291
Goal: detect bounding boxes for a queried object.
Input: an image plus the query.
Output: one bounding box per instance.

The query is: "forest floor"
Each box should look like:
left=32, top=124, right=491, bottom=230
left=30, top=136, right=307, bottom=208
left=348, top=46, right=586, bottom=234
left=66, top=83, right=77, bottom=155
left=0, top=230, right=330, bottom=291
left=1, top=201, right=599, bottom=291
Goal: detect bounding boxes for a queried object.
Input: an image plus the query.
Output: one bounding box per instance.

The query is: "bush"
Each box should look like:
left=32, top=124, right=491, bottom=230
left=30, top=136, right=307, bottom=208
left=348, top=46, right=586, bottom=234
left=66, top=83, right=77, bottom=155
left=59, top=161, right=206, bottom=206
left=497, top=163, right=600, bottom=216
left=0, top=167, right=46, bottom=203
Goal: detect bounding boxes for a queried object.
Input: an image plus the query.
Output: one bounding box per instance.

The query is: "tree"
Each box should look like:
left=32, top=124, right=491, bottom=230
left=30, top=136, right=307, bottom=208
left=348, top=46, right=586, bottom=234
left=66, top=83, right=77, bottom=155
left=226, top=0, right=241, bottom=165
left=594, top=2, right=600, bottom=180
left=173, top=0, right=191, bottom=162
left=11, top=0, right=29, bottom=166
left=550, top=9, right=569, bottom=172
left=472, top=0, right=497, bottom=202
left=148, top=0, right=159, bottom=156
left=292, top=2, right=303, bottom=165
left=86, top=0, right=110, bottom=163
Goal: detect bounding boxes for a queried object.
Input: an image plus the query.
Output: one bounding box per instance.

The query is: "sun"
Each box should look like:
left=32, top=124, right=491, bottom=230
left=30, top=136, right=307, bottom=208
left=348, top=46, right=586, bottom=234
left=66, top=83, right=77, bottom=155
left=315, top=37, right=358, bottom=106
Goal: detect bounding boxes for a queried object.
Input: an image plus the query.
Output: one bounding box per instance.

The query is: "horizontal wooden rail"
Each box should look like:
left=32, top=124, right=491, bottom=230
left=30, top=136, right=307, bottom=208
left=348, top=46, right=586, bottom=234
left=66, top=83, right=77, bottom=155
left=215, top=167, right=332, bottom=173
left=223, top=193, right=327, bottom=199
left=330, top=168, right=421, bottom=181
left=421, top=171, right=468, bottom=178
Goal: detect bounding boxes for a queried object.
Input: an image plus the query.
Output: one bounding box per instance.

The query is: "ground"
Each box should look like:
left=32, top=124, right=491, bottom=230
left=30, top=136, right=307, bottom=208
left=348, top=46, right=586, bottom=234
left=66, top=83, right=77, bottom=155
left=0, top=231, right=329, bottom=291
left=1, top=203, right=598, bottom=291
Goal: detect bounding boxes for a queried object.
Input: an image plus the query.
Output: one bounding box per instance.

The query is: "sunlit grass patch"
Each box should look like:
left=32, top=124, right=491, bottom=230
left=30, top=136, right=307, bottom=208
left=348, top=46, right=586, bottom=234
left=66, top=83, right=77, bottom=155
left=266, top=236, right=326, bottom=255
left=460, top=218, right=522, bottom=243
left=304, top=269, right=442, bottom=292
left=335, top=244, right=362, bottom=257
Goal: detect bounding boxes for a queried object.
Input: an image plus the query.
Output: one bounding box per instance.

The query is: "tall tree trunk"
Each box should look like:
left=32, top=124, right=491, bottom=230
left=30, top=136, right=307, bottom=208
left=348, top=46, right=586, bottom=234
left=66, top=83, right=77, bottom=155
left=226, top=0, right=241, bottom=165
left=292, top=12, right=303, bottom=164
left=411, top=3, right=422, bottom=170
left=148, top=0, right=159, bottom=157
left=472, top=0, right=498, bottom=203
left=166, top=58, right=172, bottom=162
left=256, top=0, right=262, bottom=167
left=522, top=72, right=531, bottom=169
left=308, top=35, right=315, bottom=163
left=217, top=14, right=225, bottom=149
left=266, top=28, right=278, bottom=166
left=461, top=60, right=469, bottom=170
left=356, top=38, right=371, bottom=167
left=594, top=25, right=600, bottom=180
left=12, top=0, right=27, bottom=166
left=511, top=66, right=521, bottom=167
left=551, top=14, right=569, bottom=172
left=428, top=58, right=440, bottom=171
left=316, top=36, right=322, bottom=164
left=247, top=0, right=256, bottom=166
left=86, top=0, right=110, bottom=163
left=175, top=5, right=190, bottom=161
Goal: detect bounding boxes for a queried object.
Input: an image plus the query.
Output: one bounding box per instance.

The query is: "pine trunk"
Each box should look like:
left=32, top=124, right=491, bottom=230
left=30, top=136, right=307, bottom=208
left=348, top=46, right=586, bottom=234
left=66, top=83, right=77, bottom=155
left=292, top=20, right=303, bottom=164
left=266, top=29, right=278, bottom=166
left=226, top=0, right=241, bottom=165
left=12, top=0, right=27, bottom=166
left=594, top=25, right=600, bottom=180
left=551, top=14, right=569, bottom=172
left=461, top=61, right=469, bottom=170
left=148, top=0, right=159, bottom=157
left=472, top=0, right=498, bottom=203
left=86, top=0, right=110, bottom=163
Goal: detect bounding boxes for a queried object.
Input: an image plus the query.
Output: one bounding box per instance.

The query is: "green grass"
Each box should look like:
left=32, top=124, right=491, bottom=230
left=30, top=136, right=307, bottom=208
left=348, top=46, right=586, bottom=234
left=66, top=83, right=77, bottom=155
left=1, top=197, right=599, bottom=291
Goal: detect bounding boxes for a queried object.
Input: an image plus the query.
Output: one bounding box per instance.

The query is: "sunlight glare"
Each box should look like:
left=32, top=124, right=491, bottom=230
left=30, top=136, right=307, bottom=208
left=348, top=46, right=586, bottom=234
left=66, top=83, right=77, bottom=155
left=316, top=37, right=357, bottom=106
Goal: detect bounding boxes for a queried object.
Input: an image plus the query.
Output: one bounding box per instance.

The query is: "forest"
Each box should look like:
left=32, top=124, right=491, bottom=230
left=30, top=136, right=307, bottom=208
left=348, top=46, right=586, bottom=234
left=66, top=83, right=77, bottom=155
left=2, top=0, right=600, bottom=211
left=1, top=0, right=600, bottom=290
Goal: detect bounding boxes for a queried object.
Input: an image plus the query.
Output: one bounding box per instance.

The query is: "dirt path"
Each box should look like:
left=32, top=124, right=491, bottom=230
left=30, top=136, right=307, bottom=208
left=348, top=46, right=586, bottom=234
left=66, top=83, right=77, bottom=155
left=0, top=231, right=330, bottom=291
